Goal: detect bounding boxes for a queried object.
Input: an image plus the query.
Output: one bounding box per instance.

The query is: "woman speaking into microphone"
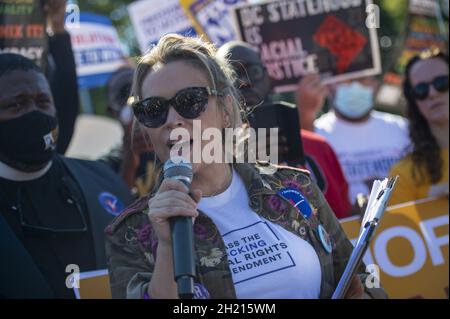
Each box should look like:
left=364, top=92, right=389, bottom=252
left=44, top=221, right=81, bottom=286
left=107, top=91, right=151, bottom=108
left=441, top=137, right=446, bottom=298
left=105, top=34, right=387, bottom=299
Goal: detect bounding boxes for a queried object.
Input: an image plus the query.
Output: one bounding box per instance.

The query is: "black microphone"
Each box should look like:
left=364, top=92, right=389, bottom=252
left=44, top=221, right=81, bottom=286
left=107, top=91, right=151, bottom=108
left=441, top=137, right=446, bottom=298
left=163, top=156, right=196, bottom=299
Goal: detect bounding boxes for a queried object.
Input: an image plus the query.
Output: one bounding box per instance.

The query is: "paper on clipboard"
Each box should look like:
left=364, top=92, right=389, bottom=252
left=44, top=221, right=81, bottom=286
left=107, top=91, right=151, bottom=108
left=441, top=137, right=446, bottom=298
left=358, top=178, right=391, bottom=241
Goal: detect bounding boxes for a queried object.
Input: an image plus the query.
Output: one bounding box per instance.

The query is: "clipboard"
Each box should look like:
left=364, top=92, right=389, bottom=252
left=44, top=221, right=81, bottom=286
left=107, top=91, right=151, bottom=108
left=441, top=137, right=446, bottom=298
left=332, top=176, right=398, bottom=299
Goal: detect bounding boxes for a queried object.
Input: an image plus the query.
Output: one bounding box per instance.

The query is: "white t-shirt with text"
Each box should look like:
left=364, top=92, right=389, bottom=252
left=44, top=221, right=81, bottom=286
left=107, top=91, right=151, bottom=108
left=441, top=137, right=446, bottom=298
left=198, top=170, right=322, bottom=299
left=314, top=111, right=410, bottom=202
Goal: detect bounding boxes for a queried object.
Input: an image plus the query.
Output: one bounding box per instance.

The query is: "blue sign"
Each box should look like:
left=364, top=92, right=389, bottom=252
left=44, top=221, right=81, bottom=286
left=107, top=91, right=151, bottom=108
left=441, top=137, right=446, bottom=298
left=69, top=12, right=127, bottom=88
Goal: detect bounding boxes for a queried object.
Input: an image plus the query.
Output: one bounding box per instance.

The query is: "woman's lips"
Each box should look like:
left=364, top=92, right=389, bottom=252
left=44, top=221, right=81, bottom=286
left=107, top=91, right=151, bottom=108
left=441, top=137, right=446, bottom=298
left=167, top=139, right=193, bottom=148
left=429, top=101, right=446, bottom=110
left=167, top=140, right=194, bottom=157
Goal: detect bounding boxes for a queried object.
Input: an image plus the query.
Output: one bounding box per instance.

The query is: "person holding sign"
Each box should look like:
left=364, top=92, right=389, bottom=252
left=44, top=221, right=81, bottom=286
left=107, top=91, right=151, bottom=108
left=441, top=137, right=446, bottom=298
left=45, top=0, right=80, bottom=154
left=389, top=48, right=449, bottom=205
left=105, top=34, right=387, bottom=299
left=296, top=75, right=410, bottom=206
left=0, top=0, right=80, bottom=154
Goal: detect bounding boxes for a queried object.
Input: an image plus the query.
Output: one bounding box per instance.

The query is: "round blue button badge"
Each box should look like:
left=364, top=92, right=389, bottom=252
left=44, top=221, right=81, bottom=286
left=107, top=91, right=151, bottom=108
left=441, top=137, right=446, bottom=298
left=278, top=188, right=313, bottom=218
left=98, top=192, right=124, bottom=216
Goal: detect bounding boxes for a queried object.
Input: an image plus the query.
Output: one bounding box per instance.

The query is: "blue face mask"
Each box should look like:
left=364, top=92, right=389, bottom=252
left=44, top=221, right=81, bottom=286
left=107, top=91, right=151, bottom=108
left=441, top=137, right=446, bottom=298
left=334, top=82, right=374, bottom=119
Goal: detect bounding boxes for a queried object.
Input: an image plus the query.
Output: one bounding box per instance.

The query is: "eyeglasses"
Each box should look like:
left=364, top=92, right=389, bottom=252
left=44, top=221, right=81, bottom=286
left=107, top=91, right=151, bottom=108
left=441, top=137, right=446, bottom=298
left=13, top=181, right=88, bottom=234
left=132, top=86, right=223, bottom=128
left=412, top=75, right=449, bottom=100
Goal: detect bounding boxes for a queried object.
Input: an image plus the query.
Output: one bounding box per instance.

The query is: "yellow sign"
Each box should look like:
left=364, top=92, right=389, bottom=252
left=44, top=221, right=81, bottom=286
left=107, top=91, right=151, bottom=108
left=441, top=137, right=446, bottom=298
left=340, top=196, right=449, bottom=299
left=180, top=0, right=208, bottom=40
left=74, top=269, right=111, bottom=299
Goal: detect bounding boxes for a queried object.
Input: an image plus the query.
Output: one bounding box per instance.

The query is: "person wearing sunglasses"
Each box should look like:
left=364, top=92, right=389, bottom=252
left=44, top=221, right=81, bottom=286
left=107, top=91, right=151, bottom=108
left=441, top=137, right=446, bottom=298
left=0, top=53, right=133, bottom=298
left=105, top=34, right=387, bottom=299
left=389, top=49, right=449, bottom=205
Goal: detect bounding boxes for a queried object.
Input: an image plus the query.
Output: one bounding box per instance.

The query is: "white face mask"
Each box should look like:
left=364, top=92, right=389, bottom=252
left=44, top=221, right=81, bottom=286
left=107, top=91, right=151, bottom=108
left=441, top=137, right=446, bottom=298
left=334, top=82, right=374, bottom=119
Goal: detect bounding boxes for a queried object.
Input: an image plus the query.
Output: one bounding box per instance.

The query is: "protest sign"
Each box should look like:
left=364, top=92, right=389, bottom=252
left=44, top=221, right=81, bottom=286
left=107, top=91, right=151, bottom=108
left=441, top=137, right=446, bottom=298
left=341, top=196, right=449, bottom=299
left=128, top=0, right=197, bottom=53
left=382, top=0, right=448, bottom=86
left=73, top=269, right=111, bottom=299
left=233, top=0, right=382, bottom=92
left=68, top=12, right=127, bottom=88
left=0, top=0, right=48, bottom=70
left=377, top=0, right=448, bottom=107
left=180, top=0, right=246, bottom=46
left=390, top=0, right=447, bottom=79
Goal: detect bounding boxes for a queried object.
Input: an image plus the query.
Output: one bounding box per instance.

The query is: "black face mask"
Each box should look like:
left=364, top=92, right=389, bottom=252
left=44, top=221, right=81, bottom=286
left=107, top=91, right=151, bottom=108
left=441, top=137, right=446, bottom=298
left=0, top=111, right=58, bottom=171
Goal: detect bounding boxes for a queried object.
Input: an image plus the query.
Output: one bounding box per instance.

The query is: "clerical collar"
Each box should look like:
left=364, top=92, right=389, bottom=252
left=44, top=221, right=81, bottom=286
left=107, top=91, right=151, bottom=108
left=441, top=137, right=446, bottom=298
left=0, top=160, right=52, bottom=181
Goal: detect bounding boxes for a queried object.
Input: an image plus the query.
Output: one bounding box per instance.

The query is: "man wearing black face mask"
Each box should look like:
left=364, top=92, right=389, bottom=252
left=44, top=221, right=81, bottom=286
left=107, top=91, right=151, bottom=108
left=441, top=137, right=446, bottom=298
left=0, top=53, right=133, bottom=298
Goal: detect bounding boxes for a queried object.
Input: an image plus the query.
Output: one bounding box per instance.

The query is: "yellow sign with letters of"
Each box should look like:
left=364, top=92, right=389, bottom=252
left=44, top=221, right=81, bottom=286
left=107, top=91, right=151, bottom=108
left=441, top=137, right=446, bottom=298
left=340, top=196, right=449, bottom=299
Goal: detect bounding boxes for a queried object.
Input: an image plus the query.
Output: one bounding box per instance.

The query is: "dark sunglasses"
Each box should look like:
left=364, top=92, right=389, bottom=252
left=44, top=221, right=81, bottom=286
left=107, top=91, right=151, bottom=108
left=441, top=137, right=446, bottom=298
left=132, top=87, right=223, bottom=128
left=412, top=75, right=449, bottom=100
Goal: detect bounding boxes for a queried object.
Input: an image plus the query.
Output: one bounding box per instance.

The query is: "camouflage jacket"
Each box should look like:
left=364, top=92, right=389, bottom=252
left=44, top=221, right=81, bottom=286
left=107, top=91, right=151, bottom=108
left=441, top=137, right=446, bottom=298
left=105, top=162, right=387, bottom=299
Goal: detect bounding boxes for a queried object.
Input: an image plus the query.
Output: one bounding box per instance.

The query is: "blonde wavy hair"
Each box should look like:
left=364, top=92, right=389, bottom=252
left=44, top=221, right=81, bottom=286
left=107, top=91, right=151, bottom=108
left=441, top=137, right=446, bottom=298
left=130, top=34, right=246, bottom=193
left=131, top=33, right=243, bottom=129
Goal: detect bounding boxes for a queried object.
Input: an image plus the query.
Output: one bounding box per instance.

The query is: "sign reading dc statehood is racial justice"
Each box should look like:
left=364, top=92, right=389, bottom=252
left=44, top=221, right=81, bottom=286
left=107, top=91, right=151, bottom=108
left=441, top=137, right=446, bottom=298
left=232, top=0, right=382, bottom=92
